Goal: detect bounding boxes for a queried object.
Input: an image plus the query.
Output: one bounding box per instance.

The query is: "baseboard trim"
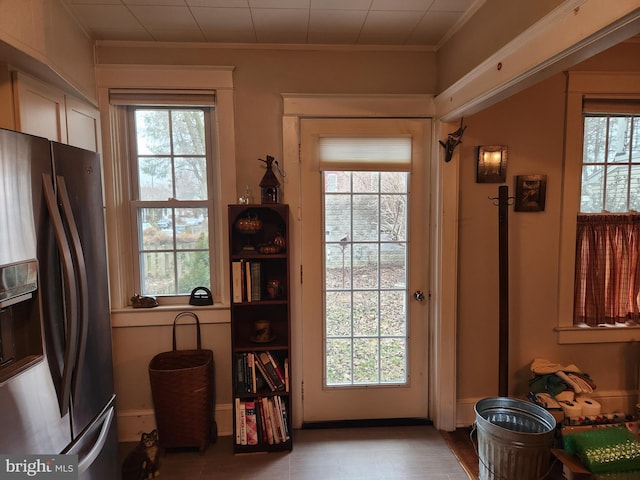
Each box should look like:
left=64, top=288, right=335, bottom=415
left=117, top=403, right=233, bottom=442
left=301, top=418, right=432, bottom=430
left=117, top=391, right=638, bottom=440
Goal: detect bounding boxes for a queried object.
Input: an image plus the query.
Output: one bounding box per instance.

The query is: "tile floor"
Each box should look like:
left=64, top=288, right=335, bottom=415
left=119, top=425, right=471, bottom=479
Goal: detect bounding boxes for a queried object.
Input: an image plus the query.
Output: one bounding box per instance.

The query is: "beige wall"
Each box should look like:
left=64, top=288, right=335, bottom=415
left=95, top=44, right=437, bottom=193
left=112, top=321, right=231, bottom=439
left=456, top=41, right=640, bottom=408
left=436, top=0, right=563, bottom=92
left=95, top=44, right=438, bottom=438
left=0, top=0, right=96, bottom=103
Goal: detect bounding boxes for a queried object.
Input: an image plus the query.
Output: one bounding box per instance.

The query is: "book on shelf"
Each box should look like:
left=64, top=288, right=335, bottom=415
left=247, top=352, right=256, bottom=393
left=259, top=397, right=274, bottom=445
left=250, top=262, right=261, bottom=301
left=232, top=260, right=262, bottom=303
left=244, top=260, right=252, bottom=301
left=253, top=353, right=277, bottom=391
left=236, top=352, right=269, bottom=393
left=235, top=354, right=244, bottom=393
left=279, top=396, right=290, bottom=440
left=234, top=392, right=291, bottom=447
left=267, top=397, right=280, bottom=443
left=257, top=352, right=286, bottom=391
left=273, top=396, right=287, bottom=442
left=235, top=398, right=248, bottom=445
left=265, top=351, right=286, bottom=387
left=284, top=358, right=289, bottom=393
left=235, top=398, right=240, bottom=444
left=245, top=400, right=259, bottom=445
left=232, top=261, right=243, bottom=303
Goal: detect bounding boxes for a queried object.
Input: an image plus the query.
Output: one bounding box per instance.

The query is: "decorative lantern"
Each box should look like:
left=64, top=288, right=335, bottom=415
left=259, top=155, right=280, bottom=204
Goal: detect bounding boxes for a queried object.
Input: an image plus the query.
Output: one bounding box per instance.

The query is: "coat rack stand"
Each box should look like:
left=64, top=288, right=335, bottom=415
left=490, top=185, right=513, bottom=397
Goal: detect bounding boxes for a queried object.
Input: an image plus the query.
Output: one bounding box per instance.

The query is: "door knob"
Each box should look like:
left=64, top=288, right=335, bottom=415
left=413, top=291, right=425, bottom=302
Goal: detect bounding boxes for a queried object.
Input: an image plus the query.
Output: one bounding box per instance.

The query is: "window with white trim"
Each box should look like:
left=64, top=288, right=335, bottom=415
left=129, top=107, right=214, bottom=296
left=558, top=72, right=640, bottom=343
left=574, top=106, right=640, bottom=326
left=580, top=106, right=640, bottom=213
left=108, top=90, right=221, bottom=304
left=99, top=66, right=236, bottom=313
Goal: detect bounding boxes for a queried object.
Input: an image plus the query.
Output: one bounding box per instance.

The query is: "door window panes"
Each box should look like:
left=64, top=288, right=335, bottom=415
left=324, top=170, right=409, bottom=386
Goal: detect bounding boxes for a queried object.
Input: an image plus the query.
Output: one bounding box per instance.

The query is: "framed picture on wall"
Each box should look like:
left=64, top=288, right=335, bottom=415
left=514, top=175, right=547, bottom=212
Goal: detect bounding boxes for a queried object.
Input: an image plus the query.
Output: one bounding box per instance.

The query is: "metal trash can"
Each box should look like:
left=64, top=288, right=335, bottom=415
left=474, top=397, right=556, bottom=480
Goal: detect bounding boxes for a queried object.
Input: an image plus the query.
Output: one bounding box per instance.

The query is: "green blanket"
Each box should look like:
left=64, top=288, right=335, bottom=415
left=564, top=427, right=640, bottom=474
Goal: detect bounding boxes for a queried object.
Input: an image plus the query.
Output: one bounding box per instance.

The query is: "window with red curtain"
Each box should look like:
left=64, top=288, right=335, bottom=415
left=574, top=214, right=640, bottom=326
left=575, top=106, right=640, bottom=326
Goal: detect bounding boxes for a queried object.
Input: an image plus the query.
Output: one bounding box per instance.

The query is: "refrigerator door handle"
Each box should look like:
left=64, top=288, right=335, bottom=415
left=77, top=405, right=115, bottom=474
left=56, top=176, right=89, bottom=399
left=42, top=173, right=79, bottom=416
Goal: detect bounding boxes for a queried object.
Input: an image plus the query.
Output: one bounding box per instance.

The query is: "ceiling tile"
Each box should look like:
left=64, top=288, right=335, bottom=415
left=407, top=11, right=458, bottom=44
left=128, top=5, right=200, bottom=30
left=251, top=8, right=309, bottom=43
left=309, top=0, right=371, bottom=9
left=92, top=28, right=154, bottom=41
left=249, top=0, right=310, bottom=8
left=65, top=0, right=121, bottom=4
left=62, top=0, right=477, bottom=46
left=202, top=29, right=257, bottom=42
left=430, top=0, right=474, bottom=13
left=148, top=29, right=206, bottom=41
left=191, top=6, right=254, bottom=29
left=69, top=4, right=145, bottom=30
left=358, top=10, right=424, bottom=44
left=123, top=0, right=187, bottom=6
left=187, top=0, right=250, bottom=6
left=370, top=0, right=433, bottom=12
left=308, top=9, right=367, bottom=44
left=361, top=10, right=425, bottom=31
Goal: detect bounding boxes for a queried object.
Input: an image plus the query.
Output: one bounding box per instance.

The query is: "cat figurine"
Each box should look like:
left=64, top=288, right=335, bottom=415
left=121, top=430, right=160, bottom=480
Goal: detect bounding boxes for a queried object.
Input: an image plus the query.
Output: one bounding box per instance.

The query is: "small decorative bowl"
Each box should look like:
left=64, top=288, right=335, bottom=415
left=259, top=244, right=279, bottom=255
left=236, top=216, right=262, bottom=233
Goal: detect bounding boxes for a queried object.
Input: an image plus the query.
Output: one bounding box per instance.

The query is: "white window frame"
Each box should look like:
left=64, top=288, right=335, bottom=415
left=96, top=65, right=237, bottom=320
left=127, top=105, right=215, bottom=300
left=557, top=71, right=640, bottom=344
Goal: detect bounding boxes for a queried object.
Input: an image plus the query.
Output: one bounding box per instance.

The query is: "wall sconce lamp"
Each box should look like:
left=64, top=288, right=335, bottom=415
left=476, top=145, right=508, bottom=183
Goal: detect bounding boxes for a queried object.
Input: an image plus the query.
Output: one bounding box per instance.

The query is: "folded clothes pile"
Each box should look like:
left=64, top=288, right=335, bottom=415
left=529, top=358, right=597, bottom=395
left=527, top=358, right=620, bottom=424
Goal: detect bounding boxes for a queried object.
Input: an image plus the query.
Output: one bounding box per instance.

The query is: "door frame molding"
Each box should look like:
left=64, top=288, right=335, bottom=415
left=281, top=94, right=458, bottom=430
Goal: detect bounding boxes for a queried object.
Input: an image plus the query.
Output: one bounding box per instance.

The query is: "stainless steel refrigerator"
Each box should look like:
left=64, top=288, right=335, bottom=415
left=0, top=128, right=118, bottom=479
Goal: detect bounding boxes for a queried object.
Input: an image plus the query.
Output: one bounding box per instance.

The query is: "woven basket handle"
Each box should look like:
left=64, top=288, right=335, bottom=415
left=172, top=312, right=202, bottom=351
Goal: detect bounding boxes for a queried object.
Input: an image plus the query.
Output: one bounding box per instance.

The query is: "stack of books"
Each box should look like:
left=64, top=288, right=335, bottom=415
left=235, top=351, right=289, bottom=394
left=235, top=396, right=290, bottom=446
left=232, top=260, right=262, bottom=302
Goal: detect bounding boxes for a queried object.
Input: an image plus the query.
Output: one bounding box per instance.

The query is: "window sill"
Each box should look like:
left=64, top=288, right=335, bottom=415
left=556, top=324, right=640, bottom=344
left=111, top=303, right=230, bottom=328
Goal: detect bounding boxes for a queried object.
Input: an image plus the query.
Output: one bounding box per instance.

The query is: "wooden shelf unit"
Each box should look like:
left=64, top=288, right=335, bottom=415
left=228, top=204, right=292, bottom=453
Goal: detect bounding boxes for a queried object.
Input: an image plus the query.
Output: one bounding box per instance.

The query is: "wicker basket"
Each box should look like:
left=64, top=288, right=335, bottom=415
left=149, top=312, right=216, bottom=452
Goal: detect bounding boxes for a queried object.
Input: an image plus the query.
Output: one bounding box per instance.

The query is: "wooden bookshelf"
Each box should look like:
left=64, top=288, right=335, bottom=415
left=228, top=204, right=292, bottom=453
